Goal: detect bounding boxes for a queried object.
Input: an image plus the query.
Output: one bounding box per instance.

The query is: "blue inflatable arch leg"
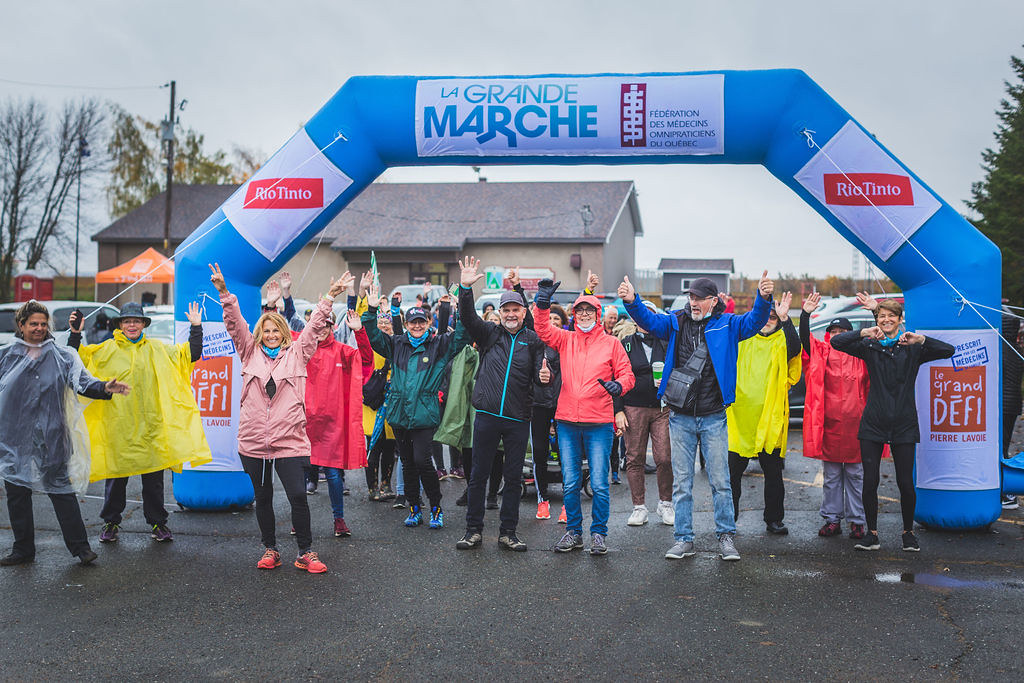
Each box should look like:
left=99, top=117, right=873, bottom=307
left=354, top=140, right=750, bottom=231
left=175, top=70, right=1001, bottom=529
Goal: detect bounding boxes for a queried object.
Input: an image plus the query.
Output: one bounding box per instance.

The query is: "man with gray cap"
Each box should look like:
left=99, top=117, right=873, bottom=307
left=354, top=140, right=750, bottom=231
left=620, top=271, right=774, bottom=561
left=454, top=257, right=548, bottom=552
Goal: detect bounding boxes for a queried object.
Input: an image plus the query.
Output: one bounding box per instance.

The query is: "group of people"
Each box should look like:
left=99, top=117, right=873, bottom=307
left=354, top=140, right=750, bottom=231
left=0, top=254, right=964, bottom=570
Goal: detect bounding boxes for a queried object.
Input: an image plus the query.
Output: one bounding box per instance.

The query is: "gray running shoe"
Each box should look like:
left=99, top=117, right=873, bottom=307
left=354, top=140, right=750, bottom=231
left=589, top=533, right=608, bottom=555
left=719, top=533, right=740, bottom=561
left=554, top=531, right=584, bottom=552
left=665, top=541, right=695, bottom=559
left=456, top=531, right=482, bottom=550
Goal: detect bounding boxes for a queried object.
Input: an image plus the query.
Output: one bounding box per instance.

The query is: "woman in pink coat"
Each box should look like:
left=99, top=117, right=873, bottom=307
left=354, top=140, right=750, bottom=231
left=211, top=263, right=349, bottom=574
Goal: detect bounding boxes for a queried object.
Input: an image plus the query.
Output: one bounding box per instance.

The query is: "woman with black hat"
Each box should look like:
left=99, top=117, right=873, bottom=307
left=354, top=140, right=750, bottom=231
left=830, top=297, right=954, bottom=552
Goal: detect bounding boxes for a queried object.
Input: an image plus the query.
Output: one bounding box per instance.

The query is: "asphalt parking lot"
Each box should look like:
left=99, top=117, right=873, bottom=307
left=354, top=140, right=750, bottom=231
left=1, top=429, right=1022, bottom=681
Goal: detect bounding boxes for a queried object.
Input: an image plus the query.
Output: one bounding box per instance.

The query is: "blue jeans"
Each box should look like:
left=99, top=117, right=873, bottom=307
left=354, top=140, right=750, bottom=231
left=557, top=421, right=613, bottom=536
left=668, top=410, right=735, bottom=542
left=394, top=456, right=404, bottom=495
left=323, top=467, right=345, bottom=519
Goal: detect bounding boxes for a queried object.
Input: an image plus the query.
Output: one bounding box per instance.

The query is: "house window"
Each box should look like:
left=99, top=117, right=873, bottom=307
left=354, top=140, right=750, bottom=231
left=682, top=279, right=691, bottom=292
left=410, top=262, right=448, bottom=286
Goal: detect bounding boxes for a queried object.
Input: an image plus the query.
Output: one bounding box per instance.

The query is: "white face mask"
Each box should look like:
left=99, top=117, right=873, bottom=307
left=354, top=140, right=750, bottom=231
left=577, top=321, right=597, bottom=333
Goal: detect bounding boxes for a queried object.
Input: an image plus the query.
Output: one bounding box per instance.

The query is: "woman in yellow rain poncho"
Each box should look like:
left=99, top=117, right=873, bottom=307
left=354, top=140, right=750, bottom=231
left=726, top=292, right=802, bottom=535
left=68, top=301, right=211, bottom=544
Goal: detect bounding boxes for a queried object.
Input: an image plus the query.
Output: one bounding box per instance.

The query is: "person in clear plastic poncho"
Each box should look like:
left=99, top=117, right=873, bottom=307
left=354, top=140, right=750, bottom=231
left=68, top=300, right=211, bottom=545
left=0, top=301, right=130, bottom=567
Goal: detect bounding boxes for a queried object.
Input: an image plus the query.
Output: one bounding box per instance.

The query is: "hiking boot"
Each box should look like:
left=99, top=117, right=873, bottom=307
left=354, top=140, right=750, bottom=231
left=849, top=523, right=866, bottom=540
left=854, top=532, right=881, bottom=551
left=334, top=518, right=352, bottom=537
left=1002, top=494, right=1019, bottom=510
left=819, top=521, right=841, bottom=537
left=902, top=531, right=920, bottom=552
left=392, top=495, right=407, bottom=509
left=719, top=534, right=740, bottom=561
left=1, top=552, right=34, bottom=566
left=499, top=532, right=528, bottom=552
left=657, top=501, right=675, bottom=526
left=589, top=533, right=608, bottom=555
left=485, top=495, right=499, bottom=510
left=665, top=541, right=696, bottom=559
left=428, top=506, right=444, bottom=529
left=765, top=521, right=788, bottom=535
left=257, top=548, right=281, bottom=570
left=536, top=500, right=551, bottom=520
left=404, top=506, right=423, bottom=527
left=368, top=486, right=380, bottom=502
left=557, top=506, right=567, bottom=524
left=99, top=522, right=119, bottom=543
left=456, top=531, right=482, bottom=550
left=627, top=506, right=649, bottom=526
left=455, top=489, right=468, bottom=507
left=378, top=484, right=395, bottom=500
left=151, top=524, right=173, bottom=542
left=295, top=551, right=327, bottom=574
left=306, top=480, right=317, bottom=495
left=554, top=531, right=584, bottom=552
left=77, top=549, right=98, bottom=566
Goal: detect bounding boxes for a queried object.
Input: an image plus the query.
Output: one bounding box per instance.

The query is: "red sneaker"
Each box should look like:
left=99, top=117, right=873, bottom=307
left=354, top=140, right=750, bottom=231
left=536, top=500, right=550, bottom=520
left=295, top=551, right=327, bottom=574
left=818, top=521, right=841, bottom=537
left=256, top=548, right=281, bottom=570
left=557, top=505, right=567, bottom=524
left=334, top=518, right=352, bottom=537
left=849, top=523, right=866, bottom=540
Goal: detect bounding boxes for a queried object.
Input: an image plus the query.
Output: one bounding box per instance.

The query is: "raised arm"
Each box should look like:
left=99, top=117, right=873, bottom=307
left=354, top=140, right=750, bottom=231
left=799, top=292, right=820, bottom=355
left=736, top=270, right=774, bottom=340
left=211, top=263, right=255, bottom=361
left=297, top=274, right=349, bottom=364
left=618, top=276, right=672, bottom=340
left=361, top=281, right=394, bottom=359
left=184, top=301, right=204, bottom=363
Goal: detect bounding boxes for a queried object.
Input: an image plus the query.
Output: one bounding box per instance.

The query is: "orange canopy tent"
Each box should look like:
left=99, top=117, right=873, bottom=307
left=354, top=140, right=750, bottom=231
left=95, top=247, right=174, bottom=284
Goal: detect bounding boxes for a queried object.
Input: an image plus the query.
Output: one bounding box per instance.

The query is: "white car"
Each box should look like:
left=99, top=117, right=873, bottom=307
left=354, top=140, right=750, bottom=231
left=0, top=300, right=121, bottom=347
left=145, top=314, right=177, bottom=345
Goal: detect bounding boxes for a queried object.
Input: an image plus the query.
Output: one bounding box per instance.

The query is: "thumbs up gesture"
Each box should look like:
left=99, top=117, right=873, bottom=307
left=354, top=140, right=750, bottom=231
left=618, top=276, right=636, bottom=303
left=538, top=357, right=551, bottom=384
left=758, top=270, right=774, bottom=300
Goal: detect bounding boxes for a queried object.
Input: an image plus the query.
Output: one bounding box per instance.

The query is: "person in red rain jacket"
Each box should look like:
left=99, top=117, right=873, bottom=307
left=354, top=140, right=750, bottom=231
left=303, top=309, right=367, bottom=539
left=799, top=292, right=867, bottom=540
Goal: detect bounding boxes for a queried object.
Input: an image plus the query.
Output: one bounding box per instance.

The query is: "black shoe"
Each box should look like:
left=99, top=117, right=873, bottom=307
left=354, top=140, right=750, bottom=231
left=498, top=532, right=528, bottom=552
left=766, top=521, right=789, bottom=535
left=305, top=480, right=317, bottom=495
left=485, top=495, right=499, bottom=510
left=77, top=549, right=98, bottom=566
left=902, top=531, right=920, bottom=552
left=1002, top=494, right=1019, bottom=510
left=854, top=532, right=881, bottom=551
left=456, top=489, right=468, bottom=507
left=456, top=531, right=483, bottom=550
left=643, top=463, right=657, bottom=475
left=0, top=552, right=34, bottom=566
left=392, top=495, right=407, bottom=509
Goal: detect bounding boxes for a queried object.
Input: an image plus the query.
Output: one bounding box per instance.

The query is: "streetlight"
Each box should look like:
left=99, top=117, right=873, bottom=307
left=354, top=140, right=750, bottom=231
left=74, top=135, right=90, bottom=300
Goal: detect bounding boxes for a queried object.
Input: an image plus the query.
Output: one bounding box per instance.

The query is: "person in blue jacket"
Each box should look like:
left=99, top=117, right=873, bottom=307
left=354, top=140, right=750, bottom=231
left=618, top=271, right=773, bottom=562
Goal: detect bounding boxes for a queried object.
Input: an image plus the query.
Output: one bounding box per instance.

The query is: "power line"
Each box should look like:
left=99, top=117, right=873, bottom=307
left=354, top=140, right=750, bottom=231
left=0, top=76, right=167, bottom=91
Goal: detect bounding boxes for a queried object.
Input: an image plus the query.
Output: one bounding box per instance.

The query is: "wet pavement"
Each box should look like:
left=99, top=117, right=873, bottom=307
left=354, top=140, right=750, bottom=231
left=1, top=428, right=1022, bottom=680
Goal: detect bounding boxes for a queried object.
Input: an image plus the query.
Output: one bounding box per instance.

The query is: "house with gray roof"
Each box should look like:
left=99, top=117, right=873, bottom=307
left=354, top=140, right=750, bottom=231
left=92, top=180, right=643, bottom=304
left=658, top=257, right=735, bottom=306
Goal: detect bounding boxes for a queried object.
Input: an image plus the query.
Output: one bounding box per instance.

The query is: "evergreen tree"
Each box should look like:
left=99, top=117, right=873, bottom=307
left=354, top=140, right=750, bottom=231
left=968, top=47, right=1024, bottom=303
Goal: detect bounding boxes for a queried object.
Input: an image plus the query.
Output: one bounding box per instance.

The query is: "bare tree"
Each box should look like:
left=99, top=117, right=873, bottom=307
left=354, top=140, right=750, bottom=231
left=0, top=98, right=105, bottom=300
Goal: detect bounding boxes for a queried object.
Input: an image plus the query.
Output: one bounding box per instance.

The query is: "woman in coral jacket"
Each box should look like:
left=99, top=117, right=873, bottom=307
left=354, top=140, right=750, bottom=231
left=799, top=292, right=869, bottom=540
left=211, top=263, right=347, bottom=575
left=533, top=280, right=634, bottom=556
left=303, top=308, right=367, bottom=540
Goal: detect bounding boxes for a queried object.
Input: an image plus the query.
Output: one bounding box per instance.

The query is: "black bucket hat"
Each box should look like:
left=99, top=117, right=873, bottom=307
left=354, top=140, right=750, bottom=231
left=113, top=302, right=152, bottom=327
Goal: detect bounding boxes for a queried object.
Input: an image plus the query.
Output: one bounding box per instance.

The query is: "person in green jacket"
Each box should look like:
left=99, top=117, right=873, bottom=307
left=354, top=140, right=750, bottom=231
left=361, top=281, right=469, bottom=529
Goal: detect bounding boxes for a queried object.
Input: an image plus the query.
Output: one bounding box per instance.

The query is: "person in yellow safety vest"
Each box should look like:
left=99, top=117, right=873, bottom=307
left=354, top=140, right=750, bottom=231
left=726, top=292, right=802, bottom=535
left=68, top=301, right=212, bottom=545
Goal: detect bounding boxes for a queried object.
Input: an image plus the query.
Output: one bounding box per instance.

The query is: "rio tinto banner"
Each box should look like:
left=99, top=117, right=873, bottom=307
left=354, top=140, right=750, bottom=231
left=415, top=75, right=724, bottom=157
left=915, top=329, right=1000, bottom=491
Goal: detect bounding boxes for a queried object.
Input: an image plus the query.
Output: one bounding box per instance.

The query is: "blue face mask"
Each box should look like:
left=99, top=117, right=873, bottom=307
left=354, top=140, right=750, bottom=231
left=407, top=331, right=429, bottom=348
left=262, top=344, right=281, bottom=359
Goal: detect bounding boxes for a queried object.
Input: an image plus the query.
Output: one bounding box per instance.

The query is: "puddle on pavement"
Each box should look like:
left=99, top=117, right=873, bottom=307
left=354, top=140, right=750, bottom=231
left=873, top=572, right=1024, bottom=591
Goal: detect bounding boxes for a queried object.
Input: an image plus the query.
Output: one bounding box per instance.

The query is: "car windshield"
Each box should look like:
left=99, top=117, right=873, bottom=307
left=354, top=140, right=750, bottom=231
left=147, top=318, right=175, bottom=342
left=0, top=310, right=14, bottom=334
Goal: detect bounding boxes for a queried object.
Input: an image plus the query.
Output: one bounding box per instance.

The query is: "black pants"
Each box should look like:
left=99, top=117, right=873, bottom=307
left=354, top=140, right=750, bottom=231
left=1003, top=412, right=1019, bottom=458
left=729, top=449, right=785, bottom=523
left=364, top=436, right=396, bottom=489
left=393, top=427, right=442, bottom=510
left=240, top=456, right=312, bottom=552
left=100, top=470, right=168, bottom=526
left=466, top=412, right=530, bottom=534
left=861, top=440, right=916, bottom=532
left=531, top=406, right=556, bottom=499
left=611, top=434, right=623, bottom=475
left=4, top=480, right=91, bottom=558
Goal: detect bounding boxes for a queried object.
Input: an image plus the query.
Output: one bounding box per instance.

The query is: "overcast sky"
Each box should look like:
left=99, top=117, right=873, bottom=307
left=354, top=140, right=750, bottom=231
left=2, top=0, right=1022, bottom=279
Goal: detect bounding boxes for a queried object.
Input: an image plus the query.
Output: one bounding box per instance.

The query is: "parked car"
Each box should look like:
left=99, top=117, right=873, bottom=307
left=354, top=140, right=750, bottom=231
left=0, top=300, right=120, bottom=347
left=389, top=284, right=448, bottom=308
left=145, top=314, right=176, bottom=345
left=789, top=309, right=880, bottom=422
left=807, top=292, right=903, bottom=322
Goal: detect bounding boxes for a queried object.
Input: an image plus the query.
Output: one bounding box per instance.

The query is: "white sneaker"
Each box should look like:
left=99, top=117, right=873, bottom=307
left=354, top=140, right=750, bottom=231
left=657, top=500, right=675, bottom=526
left=626, top=506, right=649, bottom=526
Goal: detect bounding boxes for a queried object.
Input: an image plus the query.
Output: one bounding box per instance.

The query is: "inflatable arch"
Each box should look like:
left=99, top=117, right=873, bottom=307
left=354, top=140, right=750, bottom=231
left=173, top=69, right=1004, bottom=530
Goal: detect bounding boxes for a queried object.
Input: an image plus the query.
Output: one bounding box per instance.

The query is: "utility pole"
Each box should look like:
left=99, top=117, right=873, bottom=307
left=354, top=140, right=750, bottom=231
left=161, top=80, right=176, bottom=305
